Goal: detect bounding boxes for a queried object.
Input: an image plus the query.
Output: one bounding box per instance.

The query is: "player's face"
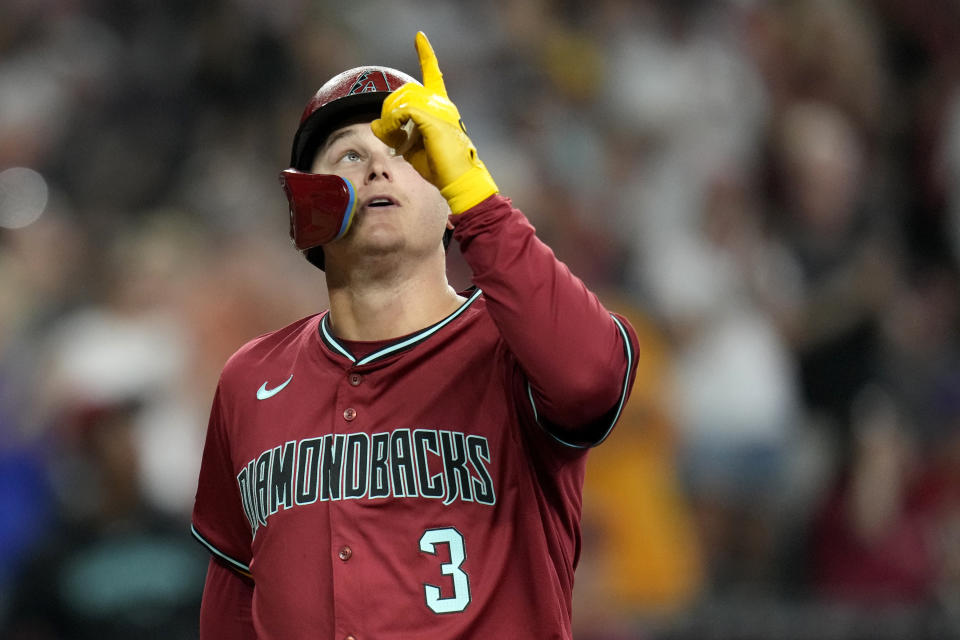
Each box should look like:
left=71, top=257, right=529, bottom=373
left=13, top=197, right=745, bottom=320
left=311, top=122, right=450, bottom=268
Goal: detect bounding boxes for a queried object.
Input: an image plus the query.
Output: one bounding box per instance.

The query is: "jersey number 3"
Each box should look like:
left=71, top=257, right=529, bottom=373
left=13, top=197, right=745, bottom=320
left=419, top=527, right=471, bottom=614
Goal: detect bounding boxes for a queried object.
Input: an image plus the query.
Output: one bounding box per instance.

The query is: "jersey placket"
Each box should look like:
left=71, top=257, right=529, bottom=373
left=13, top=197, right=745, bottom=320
left=329, top=361, right=375, bottom=639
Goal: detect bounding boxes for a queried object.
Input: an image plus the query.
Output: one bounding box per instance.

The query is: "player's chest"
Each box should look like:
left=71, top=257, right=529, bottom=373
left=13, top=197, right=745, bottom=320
left=228, top=357, right=526, bottom=527
left=229, top=353, right=519, bottom=475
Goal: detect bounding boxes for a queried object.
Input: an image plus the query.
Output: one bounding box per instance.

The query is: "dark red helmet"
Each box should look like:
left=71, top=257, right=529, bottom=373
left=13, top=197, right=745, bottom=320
left=289, top=66, right=419, bottom=171
left=282, top=66, right=419, bottom=270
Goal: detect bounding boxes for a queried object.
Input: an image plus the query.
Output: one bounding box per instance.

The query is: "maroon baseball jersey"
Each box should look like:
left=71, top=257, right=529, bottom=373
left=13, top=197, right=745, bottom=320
left=192, top=195, right=640, bottom=639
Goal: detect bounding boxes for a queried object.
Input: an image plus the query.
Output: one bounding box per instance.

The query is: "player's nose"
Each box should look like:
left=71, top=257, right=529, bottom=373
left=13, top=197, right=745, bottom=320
left=364, top=148, right=395, bottom=184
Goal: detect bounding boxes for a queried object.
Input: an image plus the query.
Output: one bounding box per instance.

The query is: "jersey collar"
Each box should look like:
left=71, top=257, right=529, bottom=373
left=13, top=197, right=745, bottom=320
left=319, top=288, right=483, bottom=366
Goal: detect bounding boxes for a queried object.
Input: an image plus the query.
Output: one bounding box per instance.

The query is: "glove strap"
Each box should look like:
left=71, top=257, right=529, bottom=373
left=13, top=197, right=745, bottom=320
left=441, top=163, right=499, bottom=215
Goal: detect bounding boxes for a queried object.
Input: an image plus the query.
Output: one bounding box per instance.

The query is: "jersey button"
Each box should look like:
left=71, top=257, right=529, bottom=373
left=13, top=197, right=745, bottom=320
left=348, top=373, right=363, bottom=386
left=343, top=407, right=357, bottom=421
left=338, top=545, right=352, bottom=561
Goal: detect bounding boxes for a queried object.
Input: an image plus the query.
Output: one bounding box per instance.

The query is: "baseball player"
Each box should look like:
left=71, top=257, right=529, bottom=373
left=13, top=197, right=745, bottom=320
left=191, top=32, right=640, bottom=639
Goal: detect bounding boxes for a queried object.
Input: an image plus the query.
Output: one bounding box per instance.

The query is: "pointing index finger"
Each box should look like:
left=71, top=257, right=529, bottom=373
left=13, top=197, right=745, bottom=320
left=415, top=31, right=446, bottom=96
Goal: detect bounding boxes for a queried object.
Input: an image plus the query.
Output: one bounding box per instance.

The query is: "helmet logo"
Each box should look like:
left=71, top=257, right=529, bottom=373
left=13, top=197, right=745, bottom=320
left=348, top=71, right=392, bottom=95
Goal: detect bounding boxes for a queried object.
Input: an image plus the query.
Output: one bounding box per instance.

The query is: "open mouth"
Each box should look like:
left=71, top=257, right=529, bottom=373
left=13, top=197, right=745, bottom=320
left=364, top=197, right=397, bottom=209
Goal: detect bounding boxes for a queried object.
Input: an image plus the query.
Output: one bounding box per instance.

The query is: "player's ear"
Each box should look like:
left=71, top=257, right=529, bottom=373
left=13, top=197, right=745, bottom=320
left=446, top=219, right=454, bottom=231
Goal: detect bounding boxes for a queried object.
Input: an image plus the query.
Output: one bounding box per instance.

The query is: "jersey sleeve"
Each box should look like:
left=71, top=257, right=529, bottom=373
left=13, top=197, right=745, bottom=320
left=199, top=558, right=256, bottom=640
left=452, top=195, right=640, bottom=447
left=191, top=382, right=254, bottom=578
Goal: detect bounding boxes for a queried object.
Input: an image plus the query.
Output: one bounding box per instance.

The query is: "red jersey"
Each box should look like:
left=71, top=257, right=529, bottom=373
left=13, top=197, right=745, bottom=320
left=192, top=195, right=640, bottom=639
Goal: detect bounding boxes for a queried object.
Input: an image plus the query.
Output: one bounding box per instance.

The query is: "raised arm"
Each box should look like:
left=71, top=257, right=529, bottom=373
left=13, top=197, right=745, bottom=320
left=455, top=195, right=638, bottom=445
left=373, top=31, right=639, bottom=445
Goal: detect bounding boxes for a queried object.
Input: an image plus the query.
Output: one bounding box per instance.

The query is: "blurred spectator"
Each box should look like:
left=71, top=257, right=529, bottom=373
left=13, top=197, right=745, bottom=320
left=0, top=414, right=51, bottom=618
left=1, top=396, right=207, bottom=640
left=920, top=374, right=960, bottom=619
left=943, top=89, right=960, bottom=264
left=601, top=0, right=768, bottom=286
left=763, top=100, right=900, bottom=457
left=574, top=296, right=704, bottom=639
left=655, top=168, right=802, bottom=594
left=810, top=387, right=935, bottom=605
left=747, top=0, right=887, bottom=136
left=879, top=261, right=960, bottom=449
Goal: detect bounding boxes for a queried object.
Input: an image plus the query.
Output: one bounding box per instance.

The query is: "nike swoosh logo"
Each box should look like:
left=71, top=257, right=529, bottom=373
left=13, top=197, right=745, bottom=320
left=256, top=375, right=293, bottom=400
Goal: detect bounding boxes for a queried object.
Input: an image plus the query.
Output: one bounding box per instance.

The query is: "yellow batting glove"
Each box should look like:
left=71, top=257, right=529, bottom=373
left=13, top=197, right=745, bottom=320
left=371, top=31, right=498, bottom=215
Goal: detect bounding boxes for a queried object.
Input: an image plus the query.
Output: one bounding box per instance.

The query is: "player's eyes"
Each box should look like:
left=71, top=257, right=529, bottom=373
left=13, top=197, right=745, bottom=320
left=339, top=149, right=362, bottom=162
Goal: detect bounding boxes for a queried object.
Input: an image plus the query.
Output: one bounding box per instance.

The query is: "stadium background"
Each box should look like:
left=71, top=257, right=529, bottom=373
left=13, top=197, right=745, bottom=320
left=1, top=0, right=959, bottom=638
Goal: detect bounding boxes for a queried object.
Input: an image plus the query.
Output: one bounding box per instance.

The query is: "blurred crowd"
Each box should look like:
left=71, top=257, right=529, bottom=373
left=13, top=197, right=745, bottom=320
left=1, top=0, right=959, bottom=638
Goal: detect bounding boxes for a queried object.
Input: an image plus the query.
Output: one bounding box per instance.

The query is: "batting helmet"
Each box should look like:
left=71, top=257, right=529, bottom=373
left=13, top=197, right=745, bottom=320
left=290, top=66, right=419, bottom=172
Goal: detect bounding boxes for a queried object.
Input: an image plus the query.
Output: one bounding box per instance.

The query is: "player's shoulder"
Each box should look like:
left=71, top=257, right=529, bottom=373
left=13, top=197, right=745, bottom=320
left=221, top=312, right=324, bottom=378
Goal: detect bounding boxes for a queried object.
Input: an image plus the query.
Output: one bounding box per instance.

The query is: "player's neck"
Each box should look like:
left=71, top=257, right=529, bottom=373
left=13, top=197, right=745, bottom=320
left=325, top=256, right=465, bottom=341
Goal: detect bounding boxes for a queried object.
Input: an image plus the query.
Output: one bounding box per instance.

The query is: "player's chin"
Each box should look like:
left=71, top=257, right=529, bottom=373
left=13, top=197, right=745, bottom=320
left=348, top=231, right=407, bottom=260
left=324, top=222, right=400, bottom=257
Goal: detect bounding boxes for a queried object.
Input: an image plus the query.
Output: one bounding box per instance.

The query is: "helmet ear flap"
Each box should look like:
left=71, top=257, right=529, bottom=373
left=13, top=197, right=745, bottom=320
left=279, top=170, right=357, bottom=252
